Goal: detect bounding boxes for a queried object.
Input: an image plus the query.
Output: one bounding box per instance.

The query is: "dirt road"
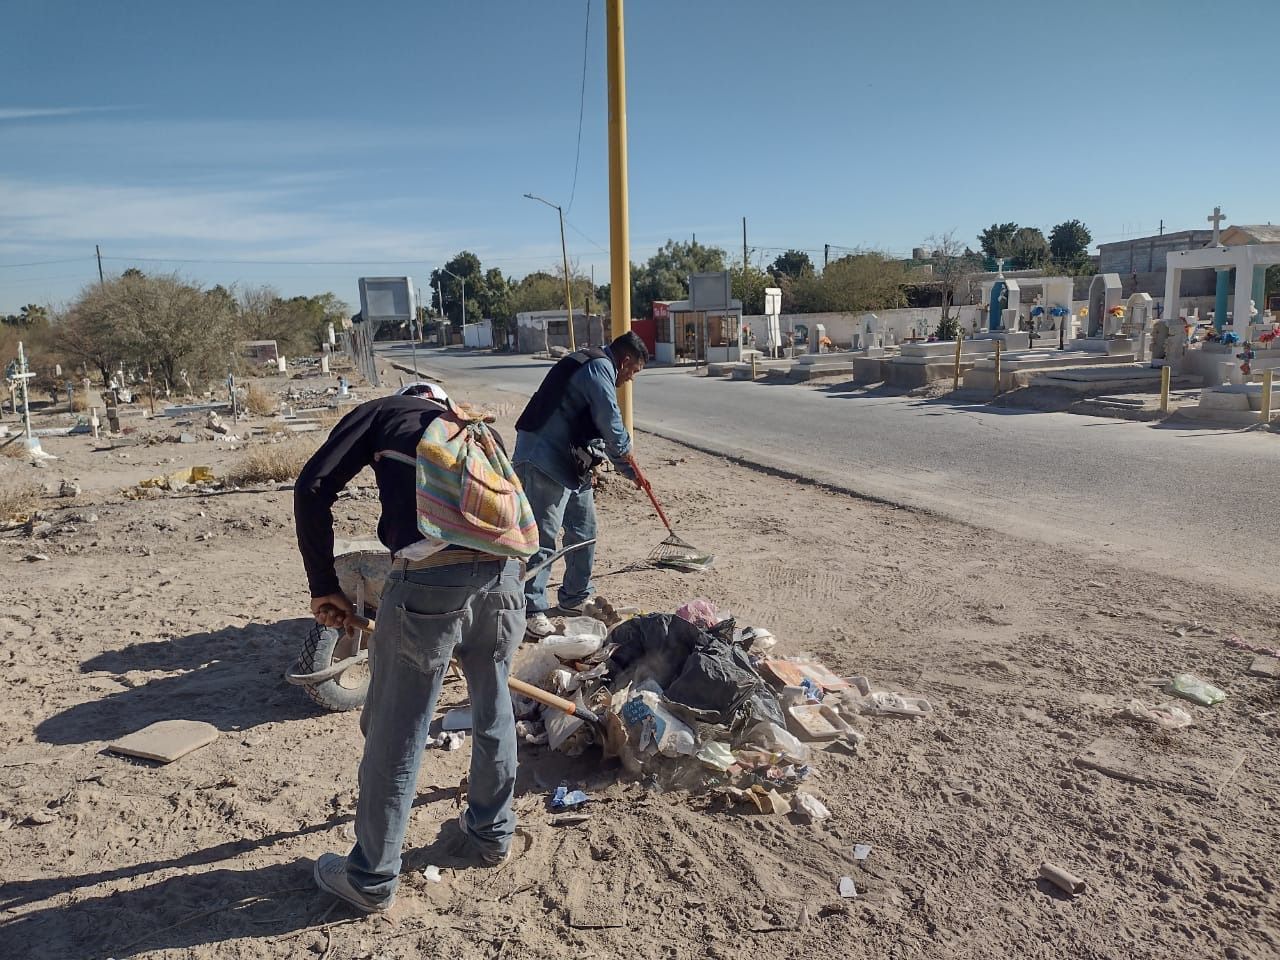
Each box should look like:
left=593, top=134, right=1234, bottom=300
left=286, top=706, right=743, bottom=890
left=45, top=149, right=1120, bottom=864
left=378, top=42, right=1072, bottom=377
left=2, top=370, right=1277, bottom=959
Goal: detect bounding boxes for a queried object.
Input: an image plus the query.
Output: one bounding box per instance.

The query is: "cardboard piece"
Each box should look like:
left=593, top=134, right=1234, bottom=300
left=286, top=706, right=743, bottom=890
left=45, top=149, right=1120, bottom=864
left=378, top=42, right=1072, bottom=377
left=1074, top=736, right=1244, bottom=799
left=108, top=720, right=219, bottom=763
left=760, top=658, right=850, bottom=692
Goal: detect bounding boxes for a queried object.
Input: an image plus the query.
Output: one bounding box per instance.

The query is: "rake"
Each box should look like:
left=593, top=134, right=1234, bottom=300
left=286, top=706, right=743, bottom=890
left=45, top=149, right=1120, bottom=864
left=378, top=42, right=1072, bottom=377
left=637, top=475, right=715, bottom=572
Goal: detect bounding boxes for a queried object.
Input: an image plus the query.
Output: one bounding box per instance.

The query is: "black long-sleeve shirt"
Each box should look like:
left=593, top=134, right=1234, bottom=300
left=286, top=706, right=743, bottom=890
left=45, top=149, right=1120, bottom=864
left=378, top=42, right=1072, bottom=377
left=293, top=394, right=447, bottom=598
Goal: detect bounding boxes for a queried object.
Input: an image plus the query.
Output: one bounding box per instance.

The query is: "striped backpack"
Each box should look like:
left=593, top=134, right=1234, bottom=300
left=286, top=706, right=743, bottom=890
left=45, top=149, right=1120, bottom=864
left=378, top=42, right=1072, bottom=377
left=415, top=400, right=538, bottom=558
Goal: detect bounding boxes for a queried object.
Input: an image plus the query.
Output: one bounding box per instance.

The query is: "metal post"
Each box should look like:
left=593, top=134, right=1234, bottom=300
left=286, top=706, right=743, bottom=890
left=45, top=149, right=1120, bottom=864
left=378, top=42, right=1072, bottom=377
left=1261, top=369, right=1273, bottom=424
left=1159, top=365, right=1171, bottom=413
left=993, top=341, right=1002, bottom=397
left=606, top=0, right=633, bottom=433
left=952, top=331, right=963, bottom=391
left=559, top=207, right=576, bottom=351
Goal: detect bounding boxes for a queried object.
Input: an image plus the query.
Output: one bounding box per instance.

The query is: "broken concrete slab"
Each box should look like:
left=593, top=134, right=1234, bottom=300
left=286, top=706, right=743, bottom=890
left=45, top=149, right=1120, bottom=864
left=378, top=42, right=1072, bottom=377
left=107, top=719, right=219, bottom=763
left=161, top=402, right=231, bottom=418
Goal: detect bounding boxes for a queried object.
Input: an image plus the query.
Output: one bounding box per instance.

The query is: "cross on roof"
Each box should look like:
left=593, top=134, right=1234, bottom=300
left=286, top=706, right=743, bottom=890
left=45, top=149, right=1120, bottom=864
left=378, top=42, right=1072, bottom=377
left=1208, top=205, right=1226, bottom=245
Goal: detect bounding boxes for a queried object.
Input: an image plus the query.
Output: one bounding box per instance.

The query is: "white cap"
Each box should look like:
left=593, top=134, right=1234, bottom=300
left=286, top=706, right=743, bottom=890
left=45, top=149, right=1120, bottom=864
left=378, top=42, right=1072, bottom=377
left=396, top=381, right=449, bottom=403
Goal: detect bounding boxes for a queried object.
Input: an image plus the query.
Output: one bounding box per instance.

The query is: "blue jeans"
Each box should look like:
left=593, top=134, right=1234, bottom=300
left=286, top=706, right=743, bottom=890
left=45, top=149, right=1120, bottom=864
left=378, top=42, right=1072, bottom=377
left=515, top=461, right=597, bottom=614
left=345, top=558, right=525, bottom=901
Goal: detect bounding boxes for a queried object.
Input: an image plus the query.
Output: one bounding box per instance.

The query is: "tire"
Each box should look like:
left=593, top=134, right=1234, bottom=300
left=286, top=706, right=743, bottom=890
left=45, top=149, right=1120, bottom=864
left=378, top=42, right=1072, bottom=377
left=298, top=622, right=370, bottom=712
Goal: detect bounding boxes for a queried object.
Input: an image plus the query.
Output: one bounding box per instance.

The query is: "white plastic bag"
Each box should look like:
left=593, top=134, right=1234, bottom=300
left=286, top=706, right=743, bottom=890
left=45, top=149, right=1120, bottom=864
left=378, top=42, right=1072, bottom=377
left=744, top=721, right=810, bottom=764
left=539, top=633, right=604, bottom=661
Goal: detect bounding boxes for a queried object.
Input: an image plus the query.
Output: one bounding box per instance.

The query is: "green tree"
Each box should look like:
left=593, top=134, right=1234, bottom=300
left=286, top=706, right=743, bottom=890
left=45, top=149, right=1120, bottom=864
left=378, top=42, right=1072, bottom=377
left=978, top=223, right=1020, bottom=263
left=1049, top=219, right=1092, bottom=263
left=768, top=249, right=814, bottom=282
left=733, top=265, right=771, bottom=315
left=631, top=239, right=727, bottom=318
left=430, top=252, right=484, bottom=328
left=924, top=231, right=981, bottom=337
left=1009, top=227, right=1050, bottom=270
left=790, top=252, right=909, bottom=313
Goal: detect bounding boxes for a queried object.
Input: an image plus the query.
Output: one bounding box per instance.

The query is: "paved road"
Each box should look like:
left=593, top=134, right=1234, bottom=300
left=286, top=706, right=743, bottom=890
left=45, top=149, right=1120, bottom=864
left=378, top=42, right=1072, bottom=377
left=380, top=343, right=1280, bottom=594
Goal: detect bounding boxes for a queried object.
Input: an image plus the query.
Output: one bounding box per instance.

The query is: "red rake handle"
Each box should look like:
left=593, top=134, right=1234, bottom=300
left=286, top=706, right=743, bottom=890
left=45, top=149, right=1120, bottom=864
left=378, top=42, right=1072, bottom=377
left=638, top=476, right=674, bottom=534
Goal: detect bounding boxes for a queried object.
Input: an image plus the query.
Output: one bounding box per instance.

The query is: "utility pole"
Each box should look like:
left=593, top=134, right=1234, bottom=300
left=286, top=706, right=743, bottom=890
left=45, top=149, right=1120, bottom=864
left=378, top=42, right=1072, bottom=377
left=743, top=217, right=748, bottom=276
left=607, top=0, right=633, bottom=432
left=588, top=264, right=595, bottom=344
left=1159, top=219, right=1164, bottom=236
left=524, top=193, right=577, bottom=351
left=96, top=245, right=104, bottom=284
left=824, top=244, right=830, bottom=270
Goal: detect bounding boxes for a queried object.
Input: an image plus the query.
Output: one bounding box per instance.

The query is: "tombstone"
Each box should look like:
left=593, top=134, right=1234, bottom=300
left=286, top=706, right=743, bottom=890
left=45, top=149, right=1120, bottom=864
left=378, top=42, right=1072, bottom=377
left=1124, top=293, right=1155, bottom=362
left=1086, top=274, right=1123, bottom=338
left=814, top=324, right=828, bottom=353
left=320, top=354, right=330, bottom=374
left=327, top=323, right=337, bottom=347
left=338, top=376, right=349, bottom=397
left=277, top=356, right=287, bottom=373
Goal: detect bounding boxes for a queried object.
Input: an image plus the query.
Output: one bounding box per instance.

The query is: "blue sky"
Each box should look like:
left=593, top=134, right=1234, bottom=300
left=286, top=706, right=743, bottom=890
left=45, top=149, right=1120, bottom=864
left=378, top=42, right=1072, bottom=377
left=2, top=0, right=1277, bottom=313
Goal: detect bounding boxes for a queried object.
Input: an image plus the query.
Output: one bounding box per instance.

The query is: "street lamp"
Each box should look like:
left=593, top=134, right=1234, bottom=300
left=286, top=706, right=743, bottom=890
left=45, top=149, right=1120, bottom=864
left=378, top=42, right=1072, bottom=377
left=523, top=193, right=577, bottom=351
left=439, top=266, right=466, bottom=347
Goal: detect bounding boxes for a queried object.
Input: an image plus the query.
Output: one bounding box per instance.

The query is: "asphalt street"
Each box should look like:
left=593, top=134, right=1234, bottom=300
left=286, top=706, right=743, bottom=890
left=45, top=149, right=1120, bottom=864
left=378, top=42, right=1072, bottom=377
left=380, top=343, right=1280, bottom=595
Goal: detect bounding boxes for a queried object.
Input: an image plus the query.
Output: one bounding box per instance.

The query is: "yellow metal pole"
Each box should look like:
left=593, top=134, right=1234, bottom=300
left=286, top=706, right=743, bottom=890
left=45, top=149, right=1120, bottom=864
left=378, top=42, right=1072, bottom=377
left=1261, top=369, right=1273, bottom=423
left=952, top=331, right=963, bottom=391
left=1159, top=365, right=1171, bottom=413
left=558, top=206, right=576, bottom=352
left=606, top=0, right=632, bottom=434
left=993, top=341, right=1002, bottom=397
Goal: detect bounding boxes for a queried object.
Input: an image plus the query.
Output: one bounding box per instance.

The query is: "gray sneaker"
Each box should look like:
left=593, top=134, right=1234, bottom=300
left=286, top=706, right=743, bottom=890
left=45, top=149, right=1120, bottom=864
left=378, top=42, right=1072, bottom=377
left=456, top=811, right=510, bottom=866
left=525, top=612, right=555, bottom=639
left=313, top=853, right=393, bottom=913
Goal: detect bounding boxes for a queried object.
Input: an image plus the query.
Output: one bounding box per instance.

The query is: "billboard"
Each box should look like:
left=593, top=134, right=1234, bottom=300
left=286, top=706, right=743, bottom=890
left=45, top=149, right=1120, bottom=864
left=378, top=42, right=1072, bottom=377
left=358, top=277, right=416, bottom=323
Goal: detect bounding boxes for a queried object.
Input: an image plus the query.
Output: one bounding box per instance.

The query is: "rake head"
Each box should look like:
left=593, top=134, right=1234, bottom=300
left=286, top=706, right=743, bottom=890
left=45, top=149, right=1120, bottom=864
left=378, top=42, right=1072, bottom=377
left=647, top=531, right=715, bottom=572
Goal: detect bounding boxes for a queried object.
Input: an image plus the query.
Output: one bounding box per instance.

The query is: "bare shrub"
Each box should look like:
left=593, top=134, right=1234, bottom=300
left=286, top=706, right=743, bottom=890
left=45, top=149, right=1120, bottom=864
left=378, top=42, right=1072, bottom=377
left=224, top=439, right=317, bottom=486
left=243, top=383, right=278, bottom=416
left=0, top=472, right=42, bottom=519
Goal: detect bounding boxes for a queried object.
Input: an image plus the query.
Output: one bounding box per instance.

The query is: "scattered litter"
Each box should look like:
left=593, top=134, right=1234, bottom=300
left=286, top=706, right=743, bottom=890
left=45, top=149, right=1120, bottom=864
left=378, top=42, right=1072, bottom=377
left=137, top=465, right=216, bottom=493
left=761, top=789, right=791, bottom=816
left=675, top=599, right=722, bottom=629
left=57, top=479, right=80, bottom=498
left=695, top=741, right=735, bottom=772
left=1226, top=635, right=1280, bottom=658
left=24, top=810, right=58, bottom=826
left=837, top=876, right=857, bottom=899
left=738, top=626, right=777, bottom=653
left=853, top=843, right=872, bottom=861
left=1123, top=700, right=1194, bottom=730
left=759, top=657, right=850, bottom=693
left=792, top=793, right=831, bottom=822
left=860, top=691, right=933, bottom=718
left=551, top=786, right=589, bottom=809
left=744, top=721, right=810, bottom=764
left=515, top=720, right=548, bottom=745
left=178, top=432, right=198, bottom=444
left=441, top=707, right=473, bottom=731
left=421, top=865, right=443, bottom=883
left=539, top=632, right=604, bottom=662
left=107, top=719, right=219, bottom=764
left=550, top=813, right=593, bottom=827
left=426, top=732, right=466, bottom=751
left=786, top=703, right=854, bottom=741
left=619, top=682, right=697, bottom=758
left=1166, top=673, right=1226, bottom=707
left=22, top=553, right=49, bottom=562
left=1039, top=862, right=1086, bottom=897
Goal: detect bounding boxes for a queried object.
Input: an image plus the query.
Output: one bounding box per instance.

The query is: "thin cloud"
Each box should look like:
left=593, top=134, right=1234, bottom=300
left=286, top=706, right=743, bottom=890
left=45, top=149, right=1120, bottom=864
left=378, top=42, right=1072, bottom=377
left=0, top=106, right=130, bottom=121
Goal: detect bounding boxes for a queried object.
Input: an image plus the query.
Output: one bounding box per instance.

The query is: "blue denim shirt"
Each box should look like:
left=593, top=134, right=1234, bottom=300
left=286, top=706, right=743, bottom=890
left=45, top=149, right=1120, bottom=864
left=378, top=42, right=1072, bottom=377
left=513, top=348, right=634, bottom=490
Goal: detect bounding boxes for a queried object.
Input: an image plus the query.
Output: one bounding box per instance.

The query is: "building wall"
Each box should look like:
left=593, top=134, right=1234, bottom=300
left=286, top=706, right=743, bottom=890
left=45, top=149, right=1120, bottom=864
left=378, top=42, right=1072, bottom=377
left=1098, top=231, right=1213, bottom=274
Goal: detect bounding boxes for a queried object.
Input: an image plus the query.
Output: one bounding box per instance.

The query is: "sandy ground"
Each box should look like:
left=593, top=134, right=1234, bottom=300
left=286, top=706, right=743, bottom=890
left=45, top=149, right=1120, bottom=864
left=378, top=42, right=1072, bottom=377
left=1, top=361, right=1278, bottom=960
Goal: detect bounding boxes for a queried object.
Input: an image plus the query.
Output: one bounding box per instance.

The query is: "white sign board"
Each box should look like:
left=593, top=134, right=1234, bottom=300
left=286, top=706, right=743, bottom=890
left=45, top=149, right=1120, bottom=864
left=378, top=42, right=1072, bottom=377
left=764, top=287, right=782, bottom=316
left=690, top=271, right=732, bottom=311
left=358, top=276, right=416, bottom=323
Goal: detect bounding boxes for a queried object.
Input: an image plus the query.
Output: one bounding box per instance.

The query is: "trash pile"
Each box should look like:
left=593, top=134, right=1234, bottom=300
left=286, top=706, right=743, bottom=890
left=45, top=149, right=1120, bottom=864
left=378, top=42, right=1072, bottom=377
left=512, top=597, right=934, bottom=804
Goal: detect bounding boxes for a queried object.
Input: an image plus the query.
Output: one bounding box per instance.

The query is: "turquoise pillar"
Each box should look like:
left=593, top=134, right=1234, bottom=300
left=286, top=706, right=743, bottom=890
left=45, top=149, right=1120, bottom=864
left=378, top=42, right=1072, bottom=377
left=1253, top=266, right=1268, bottom=327
left=1214, top=269, right=1230, bottom=332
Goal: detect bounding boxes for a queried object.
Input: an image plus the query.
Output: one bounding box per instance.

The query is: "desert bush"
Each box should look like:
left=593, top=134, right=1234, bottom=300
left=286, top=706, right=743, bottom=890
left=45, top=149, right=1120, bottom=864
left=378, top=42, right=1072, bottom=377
left=224, top=439, right=317, bottom=486
left=0, top=472, right=42, bottom=518
left=243, top=383, right=278, bottom=416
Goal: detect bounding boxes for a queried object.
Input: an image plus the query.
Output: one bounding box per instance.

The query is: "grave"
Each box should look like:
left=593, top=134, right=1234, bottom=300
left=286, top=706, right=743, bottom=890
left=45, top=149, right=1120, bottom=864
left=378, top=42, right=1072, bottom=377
left=962, top=350, right=1139, bottom=392
left=880, top=339, right=998, bottom=388
left=1070, top=273, right=1124, bottom=352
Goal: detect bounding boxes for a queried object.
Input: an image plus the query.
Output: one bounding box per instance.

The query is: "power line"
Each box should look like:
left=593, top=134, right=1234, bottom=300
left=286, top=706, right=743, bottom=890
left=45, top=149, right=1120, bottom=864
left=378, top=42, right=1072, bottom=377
left=0, top=256, right=94, bottom=269
left=565, top=0, right=592, bottom=217
left=564, top=218, right=609, bottom=255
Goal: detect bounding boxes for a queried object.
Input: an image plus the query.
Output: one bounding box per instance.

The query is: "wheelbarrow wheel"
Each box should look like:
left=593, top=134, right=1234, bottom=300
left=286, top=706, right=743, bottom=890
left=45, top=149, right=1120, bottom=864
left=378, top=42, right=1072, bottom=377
left=299, top=622, right=370, bottom=712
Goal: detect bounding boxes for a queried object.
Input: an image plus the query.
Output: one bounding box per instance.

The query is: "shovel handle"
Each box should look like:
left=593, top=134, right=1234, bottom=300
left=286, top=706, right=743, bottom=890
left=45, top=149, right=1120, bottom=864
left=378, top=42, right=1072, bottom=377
left=321, top=612, right=600, bottom=724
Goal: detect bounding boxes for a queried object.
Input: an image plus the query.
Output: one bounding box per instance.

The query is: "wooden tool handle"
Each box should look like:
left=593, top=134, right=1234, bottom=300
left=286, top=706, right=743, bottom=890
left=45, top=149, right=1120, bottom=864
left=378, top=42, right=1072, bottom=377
left=638, top=476, right=674, bottom=533
left=507, top=676, right=582, bottom=716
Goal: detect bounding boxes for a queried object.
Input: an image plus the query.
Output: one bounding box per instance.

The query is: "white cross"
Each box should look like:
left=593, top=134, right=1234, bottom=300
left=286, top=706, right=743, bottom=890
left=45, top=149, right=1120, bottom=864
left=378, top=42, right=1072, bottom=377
left=1208, top=205, right=1226, bottom=245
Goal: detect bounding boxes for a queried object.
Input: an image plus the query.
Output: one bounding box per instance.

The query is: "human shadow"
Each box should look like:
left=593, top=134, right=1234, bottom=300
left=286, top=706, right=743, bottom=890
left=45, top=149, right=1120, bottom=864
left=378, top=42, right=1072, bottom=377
left=3, top=858, right=341, bottom=959
left=35, top=618, right=319, bottom=746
